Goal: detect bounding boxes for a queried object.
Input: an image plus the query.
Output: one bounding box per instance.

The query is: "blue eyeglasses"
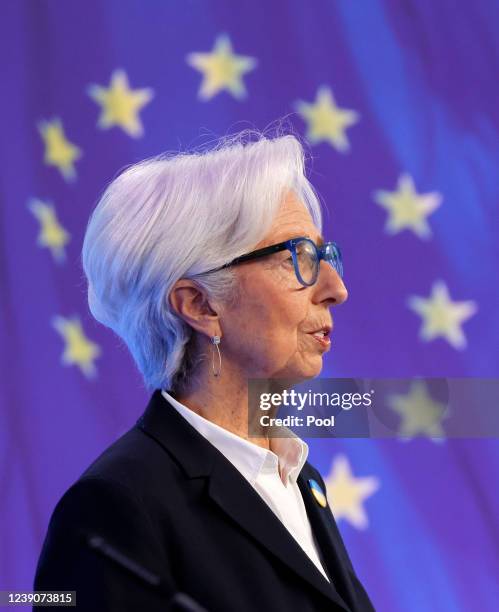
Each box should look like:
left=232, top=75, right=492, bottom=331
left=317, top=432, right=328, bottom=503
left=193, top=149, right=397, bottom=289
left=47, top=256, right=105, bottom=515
left=197, top=237, right=343, bottom=287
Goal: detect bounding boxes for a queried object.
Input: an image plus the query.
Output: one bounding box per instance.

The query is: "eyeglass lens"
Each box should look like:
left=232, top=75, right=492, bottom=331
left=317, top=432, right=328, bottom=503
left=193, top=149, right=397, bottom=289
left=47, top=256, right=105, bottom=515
left=294, top=239, right=342, bottom=285
left=295, top=239, right=318, bottom=285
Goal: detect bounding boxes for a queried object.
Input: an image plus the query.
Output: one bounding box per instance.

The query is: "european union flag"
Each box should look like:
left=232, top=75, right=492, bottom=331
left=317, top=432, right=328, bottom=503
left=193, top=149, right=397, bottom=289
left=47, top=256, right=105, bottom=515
left=1, top=1, right=498, bottom=610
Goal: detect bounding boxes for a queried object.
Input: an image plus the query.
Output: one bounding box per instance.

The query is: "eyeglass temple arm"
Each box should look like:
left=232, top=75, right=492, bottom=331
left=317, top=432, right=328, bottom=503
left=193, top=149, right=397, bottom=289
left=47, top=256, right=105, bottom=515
left=229, top=241, right=289, bottom=266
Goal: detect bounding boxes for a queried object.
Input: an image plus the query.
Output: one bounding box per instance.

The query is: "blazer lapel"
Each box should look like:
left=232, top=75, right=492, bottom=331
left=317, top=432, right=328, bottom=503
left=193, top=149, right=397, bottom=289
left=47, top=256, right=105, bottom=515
left=137, top=391, right=350, bottom=611
left=208, top=453, right=350, bottom=610
left=297, top=471, right=361, bottom=611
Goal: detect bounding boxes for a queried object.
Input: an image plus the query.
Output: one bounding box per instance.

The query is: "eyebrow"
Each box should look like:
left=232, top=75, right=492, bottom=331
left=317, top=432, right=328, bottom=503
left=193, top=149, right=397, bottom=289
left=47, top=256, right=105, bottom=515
left=268, top=233, right=325, bottom=249
left=295, top=233, right=325, bottom=246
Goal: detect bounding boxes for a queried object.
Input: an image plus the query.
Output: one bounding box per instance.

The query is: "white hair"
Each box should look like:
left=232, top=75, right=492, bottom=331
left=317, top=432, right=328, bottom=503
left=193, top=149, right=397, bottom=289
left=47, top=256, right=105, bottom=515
left=81, top=131, right=323, bottom=391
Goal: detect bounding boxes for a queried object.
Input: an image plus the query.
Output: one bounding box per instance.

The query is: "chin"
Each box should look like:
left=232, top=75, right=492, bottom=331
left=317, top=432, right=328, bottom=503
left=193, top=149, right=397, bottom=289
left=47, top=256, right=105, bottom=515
left=289, top=359, right=323, bottom=382
left=266, top=352, right=323, bottom=381
left=303, top=365, right=323, bottom=380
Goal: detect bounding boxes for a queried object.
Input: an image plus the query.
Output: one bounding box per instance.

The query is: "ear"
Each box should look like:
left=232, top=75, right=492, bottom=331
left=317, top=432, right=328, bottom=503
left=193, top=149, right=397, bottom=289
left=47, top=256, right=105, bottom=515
left=168, top=279, right=220, bottom=338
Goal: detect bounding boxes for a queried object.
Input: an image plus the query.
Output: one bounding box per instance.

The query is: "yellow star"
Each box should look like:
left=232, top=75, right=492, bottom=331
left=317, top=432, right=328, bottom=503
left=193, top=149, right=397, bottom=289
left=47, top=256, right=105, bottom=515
left=324, top=454, right=379, bottom=529
left=408, top=281, right=477, bottom=349
left=88, top=69, right=154, bottom=137
left=28, top=199, right=70, bottom=263
left=186, top=34, right=257, bottom=100
left=295, top=86, right=359, bottom=152
left=388, top=380, right=448, bottom=439
left=52, top=316, right=101, bottom=378
left=374, top=174, right=442, bottom=238
left=38, top=118, right=82, bottom=181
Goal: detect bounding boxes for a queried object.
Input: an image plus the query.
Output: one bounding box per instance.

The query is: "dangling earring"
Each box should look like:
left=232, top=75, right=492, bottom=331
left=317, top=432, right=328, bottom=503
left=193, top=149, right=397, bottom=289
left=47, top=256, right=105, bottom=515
left=211, top=335, right=222, bottom=377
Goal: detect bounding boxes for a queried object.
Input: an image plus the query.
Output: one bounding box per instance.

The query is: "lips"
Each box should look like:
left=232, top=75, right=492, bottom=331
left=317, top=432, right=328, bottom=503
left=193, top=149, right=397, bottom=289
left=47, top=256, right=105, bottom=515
left=309, top=325, right=332, bottom=337
left=312, top=330, right=329, bottom=338
left=307, top=325, right=332, bottom=347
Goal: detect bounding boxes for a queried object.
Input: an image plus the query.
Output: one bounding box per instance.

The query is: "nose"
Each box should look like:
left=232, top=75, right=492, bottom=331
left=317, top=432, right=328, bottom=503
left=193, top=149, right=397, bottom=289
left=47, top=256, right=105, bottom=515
left=312, top=260, right=348, bottom=306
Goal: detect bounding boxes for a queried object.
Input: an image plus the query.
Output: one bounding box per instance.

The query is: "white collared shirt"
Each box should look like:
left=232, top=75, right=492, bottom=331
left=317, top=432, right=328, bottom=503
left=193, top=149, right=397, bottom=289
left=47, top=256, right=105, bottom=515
left=161, top=390, right=331, bottom=583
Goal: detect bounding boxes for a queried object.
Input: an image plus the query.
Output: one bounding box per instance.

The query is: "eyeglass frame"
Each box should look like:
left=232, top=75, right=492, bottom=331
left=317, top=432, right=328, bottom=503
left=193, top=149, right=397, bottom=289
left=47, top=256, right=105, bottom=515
left=195, top=236, right=343, bottom=287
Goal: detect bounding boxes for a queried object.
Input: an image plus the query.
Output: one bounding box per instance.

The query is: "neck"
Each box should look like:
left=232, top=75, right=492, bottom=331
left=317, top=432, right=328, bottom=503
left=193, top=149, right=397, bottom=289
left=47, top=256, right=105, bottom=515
left=174, top=360, right=277, bottom=452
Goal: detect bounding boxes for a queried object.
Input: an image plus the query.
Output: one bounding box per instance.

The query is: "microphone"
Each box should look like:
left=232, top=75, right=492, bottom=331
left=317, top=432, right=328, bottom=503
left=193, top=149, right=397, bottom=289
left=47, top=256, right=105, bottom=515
left=83, top=531, right=208, bottom=612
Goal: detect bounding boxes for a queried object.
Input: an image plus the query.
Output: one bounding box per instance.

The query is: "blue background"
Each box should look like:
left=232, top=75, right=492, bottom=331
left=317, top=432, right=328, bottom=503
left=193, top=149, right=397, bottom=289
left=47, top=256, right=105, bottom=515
left=1, top=1, right=498, bottom=610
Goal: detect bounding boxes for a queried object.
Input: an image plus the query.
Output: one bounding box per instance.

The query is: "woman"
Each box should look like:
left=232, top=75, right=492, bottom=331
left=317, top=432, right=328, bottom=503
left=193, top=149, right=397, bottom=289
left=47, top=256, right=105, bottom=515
left=34, top=133, right=375, bottom=611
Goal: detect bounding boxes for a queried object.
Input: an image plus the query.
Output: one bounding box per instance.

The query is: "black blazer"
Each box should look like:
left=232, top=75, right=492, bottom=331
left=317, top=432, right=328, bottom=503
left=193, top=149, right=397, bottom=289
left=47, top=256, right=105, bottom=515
left=34, top=390, right=375, bottom=611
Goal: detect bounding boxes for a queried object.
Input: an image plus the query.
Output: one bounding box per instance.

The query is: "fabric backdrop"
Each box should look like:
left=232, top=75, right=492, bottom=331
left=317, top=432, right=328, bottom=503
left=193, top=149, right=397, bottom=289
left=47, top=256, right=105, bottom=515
left=1, top=1, right=498, bottom=610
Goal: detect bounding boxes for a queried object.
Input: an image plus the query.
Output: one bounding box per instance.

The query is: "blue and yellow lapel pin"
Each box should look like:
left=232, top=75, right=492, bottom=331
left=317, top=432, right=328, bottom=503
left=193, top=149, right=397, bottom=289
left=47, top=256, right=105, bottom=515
left=308, top=478, right=328, bottom=508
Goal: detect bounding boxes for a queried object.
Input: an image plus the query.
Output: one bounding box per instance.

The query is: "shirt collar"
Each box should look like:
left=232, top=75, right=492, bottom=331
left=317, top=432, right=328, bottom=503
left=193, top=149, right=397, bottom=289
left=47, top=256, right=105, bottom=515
left=161, top=390, right=308, bottom=486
